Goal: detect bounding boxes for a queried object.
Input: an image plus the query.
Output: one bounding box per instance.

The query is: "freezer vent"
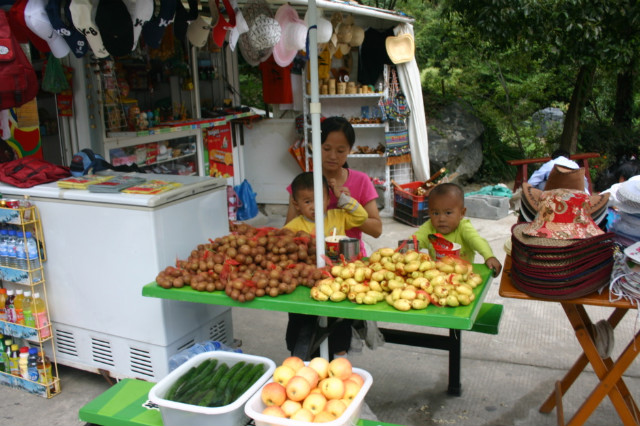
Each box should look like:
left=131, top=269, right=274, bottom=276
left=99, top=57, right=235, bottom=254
left=55, top=329, right=78, bottom=357
left=176, top=339, right=195, bottom=354
left=209, top=319, right=228, bottom=343
left=91, top=338, right=115, bottom=367
left=130, top=347, right=155, bottom=378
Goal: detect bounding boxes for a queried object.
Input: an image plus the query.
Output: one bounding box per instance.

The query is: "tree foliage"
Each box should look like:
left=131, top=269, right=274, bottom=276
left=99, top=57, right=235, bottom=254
left=390, top=0, right=639, bottom=181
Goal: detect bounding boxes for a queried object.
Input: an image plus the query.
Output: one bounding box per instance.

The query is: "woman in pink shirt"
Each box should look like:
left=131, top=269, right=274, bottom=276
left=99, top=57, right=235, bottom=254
left=284, top=116, right=382, bottom=359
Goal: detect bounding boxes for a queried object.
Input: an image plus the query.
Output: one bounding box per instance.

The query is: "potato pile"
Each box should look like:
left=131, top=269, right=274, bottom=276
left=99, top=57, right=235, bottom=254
left=155, top=224, right=326, bottom=302
left=310, top=248, right=484, bottom=310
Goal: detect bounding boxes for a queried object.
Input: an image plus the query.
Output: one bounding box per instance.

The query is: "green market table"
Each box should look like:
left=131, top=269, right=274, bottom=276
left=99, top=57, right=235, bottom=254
left=142, top=264, right=503, bottom=396
left=79, top=378, right=405, bottom=426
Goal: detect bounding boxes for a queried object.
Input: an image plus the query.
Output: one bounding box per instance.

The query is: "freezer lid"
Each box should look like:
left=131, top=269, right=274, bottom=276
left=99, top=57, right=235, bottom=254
left=0, top=174, right=227, bottom=207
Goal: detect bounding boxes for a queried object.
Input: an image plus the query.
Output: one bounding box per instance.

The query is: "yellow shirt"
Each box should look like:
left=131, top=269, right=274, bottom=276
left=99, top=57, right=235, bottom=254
left=284, top=195, right=368, bottom=236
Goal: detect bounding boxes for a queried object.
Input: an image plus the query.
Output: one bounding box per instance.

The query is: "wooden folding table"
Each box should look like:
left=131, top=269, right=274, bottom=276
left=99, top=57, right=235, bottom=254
left=499, top=256, right=640, bottom=426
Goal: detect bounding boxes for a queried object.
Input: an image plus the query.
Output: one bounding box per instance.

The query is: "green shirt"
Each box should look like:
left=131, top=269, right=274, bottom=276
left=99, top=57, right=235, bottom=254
left=414, top=218, right=495, bottom=263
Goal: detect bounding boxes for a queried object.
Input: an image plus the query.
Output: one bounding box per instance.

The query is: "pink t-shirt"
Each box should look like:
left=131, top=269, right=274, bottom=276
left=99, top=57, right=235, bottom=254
left=287, top=168, right=378, bottom=255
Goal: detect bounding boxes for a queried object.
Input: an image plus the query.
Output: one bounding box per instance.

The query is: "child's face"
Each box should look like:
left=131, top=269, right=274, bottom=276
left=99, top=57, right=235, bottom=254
left=428, top=193, right=466, bottom=235
left=293, top=188, right=330, bottom=221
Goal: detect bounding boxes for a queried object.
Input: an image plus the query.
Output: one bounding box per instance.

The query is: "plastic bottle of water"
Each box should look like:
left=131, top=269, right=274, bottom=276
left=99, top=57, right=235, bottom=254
left=6, top=230, right=16, bottom=268
left=15, top=233, right=26, bottom=270
left=27, top=347, right=39, bottom=382
left=0, top=229, right=9, bottom=267
left=25, top=232, right=41, bottom=282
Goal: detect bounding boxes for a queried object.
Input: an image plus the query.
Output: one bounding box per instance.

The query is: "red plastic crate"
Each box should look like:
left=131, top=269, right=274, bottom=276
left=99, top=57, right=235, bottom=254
left=393, top=181, right=429, bottom=217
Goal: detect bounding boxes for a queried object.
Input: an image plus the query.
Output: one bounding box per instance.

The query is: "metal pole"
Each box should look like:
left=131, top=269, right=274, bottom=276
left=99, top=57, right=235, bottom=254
left=307, top=0, right=329, bottom=360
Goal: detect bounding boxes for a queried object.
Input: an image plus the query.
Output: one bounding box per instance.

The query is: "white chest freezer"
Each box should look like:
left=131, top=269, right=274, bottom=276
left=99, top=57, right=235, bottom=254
left=0, top=173, right=233, bottom=380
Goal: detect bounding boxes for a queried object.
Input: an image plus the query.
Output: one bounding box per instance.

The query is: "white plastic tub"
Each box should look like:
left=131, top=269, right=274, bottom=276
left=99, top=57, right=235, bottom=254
left=148, top=351, right=276, bottom=426
left=245, top=367, right=373, bottom=426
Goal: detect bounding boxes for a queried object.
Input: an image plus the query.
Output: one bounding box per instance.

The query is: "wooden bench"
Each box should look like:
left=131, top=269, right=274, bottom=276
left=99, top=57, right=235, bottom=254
left=507, top=153, right=600, bottom=193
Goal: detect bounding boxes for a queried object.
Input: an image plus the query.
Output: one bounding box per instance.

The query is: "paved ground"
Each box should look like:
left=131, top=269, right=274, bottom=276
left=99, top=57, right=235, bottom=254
left=2, top=206, right=640, bottom=426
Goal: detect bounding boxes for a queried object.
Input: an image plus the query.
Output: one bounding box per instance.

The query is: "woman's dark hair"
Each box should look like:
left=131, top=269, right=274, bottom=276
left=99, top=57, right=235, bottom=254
left=321, top=116, right=355, bottom=148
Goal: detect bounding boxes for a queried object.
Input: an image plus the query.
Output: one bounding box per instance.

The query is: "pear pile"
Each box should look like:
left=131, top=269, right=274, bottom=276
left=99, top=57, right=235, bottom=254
left=310, top=248, right=484, bottom=311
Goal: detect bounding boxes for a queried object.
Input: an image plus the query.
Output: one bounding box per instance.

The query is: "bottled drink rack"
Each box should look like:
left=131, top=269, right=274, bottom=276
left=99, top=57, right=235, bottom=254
left=0, top=201, right=60, bottom=398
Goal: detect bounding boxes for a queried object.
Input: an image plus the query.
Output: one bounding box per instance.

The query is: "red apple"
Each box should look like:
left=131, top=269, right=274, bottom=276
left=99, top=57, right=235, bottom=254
left=325, top=398, right=347, bottom=418
left=290, top=407, right=314, bottom=422
left=314, top=411, right=337, bottom=423
left=302, top=392, right=327, bottom=415
left=347, top=372, right=365, bottom=387
left=286, top=376, right=312, bottom=402
left=281, top=399, right=302, bottom=417
left=308, top=357, right=330, bottom=379
left=297, top=366, right=320, bottom=388
left=273, top=365, right=296, bottom=387
left=261, top=382, right=287, bottom=406
left=320, top=377, right=345, bottom=400
left=262, top=405, right=287, bottom=418
left=282, top=356, right=305, bottom=373
left=343, top=378, right=361, bottom=402
left=328, top=357, right=352, bottom=380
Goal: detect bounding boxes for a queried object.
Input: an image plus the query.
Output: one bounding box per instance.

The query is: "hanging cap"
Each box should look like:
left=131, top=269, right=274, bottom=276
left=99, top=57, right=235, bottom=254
left=69, top=0, right=110, bottom=57
left=46, top=0, right=89, bottom=58
left=95, top=0, right=134, bottom=57
left=173, top=0, right=198, bottom=43
left=141, top=0, right=176, bottom=49
left=187, top=14, right=212, bottom=47
left=9, top=0, right=51, bottom=52
left=25, top=0, right=71, bottom=58
left=124, top=0, right=154, bottom=50
left=211, top=0, right=236, bottom=47
left=385, top=33, right=415, bottom=64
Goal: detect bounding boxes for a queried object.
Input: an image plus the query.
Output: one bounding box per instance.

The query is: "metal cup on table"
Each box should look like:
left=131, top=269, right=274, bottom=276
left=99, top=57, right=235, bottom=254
left=339, top=238, right=360, bottom=262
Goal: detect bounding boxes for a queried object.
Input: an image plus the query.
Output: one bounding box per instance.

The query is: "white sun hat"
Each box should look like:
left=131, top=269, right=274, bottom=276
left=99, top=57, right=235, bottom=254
left=304, top=9, right=331, bottom=44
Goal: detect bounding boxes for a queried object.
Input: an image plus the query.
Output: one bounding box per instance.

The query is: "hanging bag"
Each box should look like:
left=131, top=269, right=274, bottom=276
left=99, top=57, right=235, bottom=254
left=234, top=179, right=258, bottom=221
left=0, top=10, right=39, bottom=110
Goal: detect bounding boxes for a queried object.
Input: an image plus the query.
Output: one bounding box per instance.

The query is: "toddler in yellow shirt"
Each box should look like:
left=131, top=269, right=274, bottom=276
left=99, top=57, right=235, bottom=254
left=284, top=172, right=368, bottom=237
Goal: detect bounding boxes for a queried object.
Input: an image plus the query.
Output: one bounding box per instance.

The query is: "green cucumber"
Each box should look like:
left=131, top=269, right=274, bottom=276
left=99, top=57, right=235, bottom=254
left=231, top=363, right=265, bottom=401
left=176, top=361, right=225, bottom=402
left=215, top=361, right=246, bottom=392
left=164, top=366, right=197, bottom=401
left=222, top=363, right=255, bottom=406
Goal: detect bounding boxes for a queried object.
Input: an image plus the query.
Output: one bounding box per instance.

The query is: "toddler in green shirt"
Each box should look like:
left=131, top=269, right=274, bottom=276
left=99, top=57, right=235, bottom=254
left=414, top=183, right=502, bottom=276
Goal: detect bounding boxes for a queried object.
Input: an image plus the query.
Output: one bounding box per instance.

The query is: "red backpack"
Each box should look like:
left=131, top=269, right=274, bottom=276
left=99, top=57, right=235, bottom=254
left=0, top=157, right=71, bottom=188
left=0, top=10, right=39, bottom=110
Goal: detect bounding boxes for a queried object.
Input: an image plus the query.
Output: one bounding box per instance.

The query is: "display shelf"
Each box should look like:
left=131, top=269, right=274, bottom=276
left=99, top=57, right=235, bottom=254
left=348, top=153, right=386, bottom=159
left=143, top=152, right=196, bottom=167
left=351, top=123, right=386, bottom=128
left=305, top=93, right=383, bottom=99
left=0, top=320, right=50, bottom=342
left=0, top=203, right=60, bottom=398
left=0, top=370, right=60, bottom=398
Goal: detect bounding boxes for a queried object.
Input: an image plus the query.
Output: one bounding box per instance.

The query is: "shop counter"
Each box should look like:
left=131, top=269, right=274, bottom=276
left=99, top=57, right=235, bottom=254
left=79, top=378, right=403, bottom=426
left=143, top=264, right=503, bottom=395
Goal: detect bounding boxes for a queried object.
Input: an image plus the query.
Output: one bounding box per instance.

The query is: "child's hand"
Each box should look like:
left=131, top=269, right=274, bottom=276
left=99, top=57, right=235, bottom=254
left=328, top=178, right=350, bottom=198
left=485, top=257, right=502, bottom=277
